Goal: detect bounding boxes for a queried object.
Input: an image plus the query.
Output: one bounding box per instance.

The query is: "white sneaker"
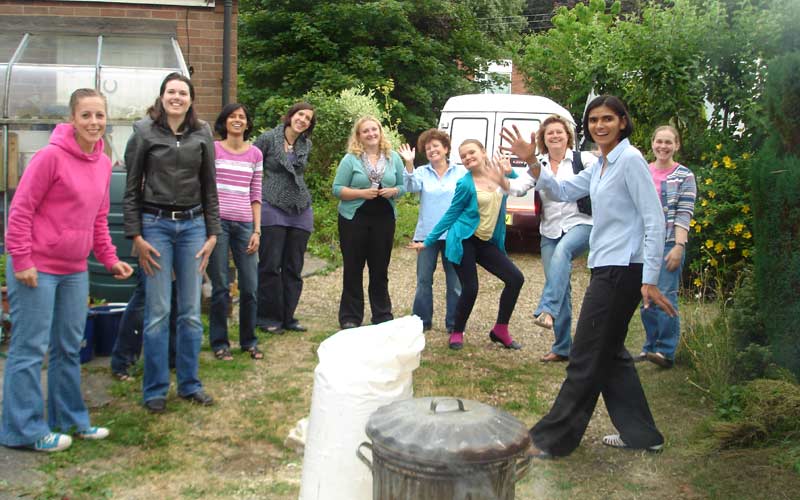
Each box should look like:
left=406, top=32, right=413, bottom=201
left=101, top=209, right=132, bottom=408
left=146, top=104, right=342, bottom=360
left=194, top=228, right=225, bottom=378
left=602, top=434, right=663, bottom=452
left=75, top=426, right=110, bottom=440
left=30, top=432, right=72, bottom=452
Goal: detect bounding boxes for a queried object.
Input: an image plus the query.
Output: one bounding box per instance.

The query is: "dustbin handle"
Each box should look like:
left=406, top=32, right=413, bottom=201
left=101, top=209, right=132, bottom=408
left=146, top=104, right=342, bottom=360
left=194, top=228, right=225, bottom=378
left=514, top=453, right=532, bottom=483
left=356, top=442, right=373, bottom=471
left=430, top=398, right=465, bottom=413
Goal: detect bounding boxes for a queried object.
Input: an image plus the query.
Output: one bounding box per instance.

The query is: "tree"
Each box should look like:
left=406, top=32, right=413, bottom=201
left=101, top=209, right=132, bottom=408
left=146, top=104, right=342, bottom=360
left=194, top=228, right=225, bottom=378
left=512, top=0, right=791, bottom=154
left=238, top=0, right=525, bottom=135
left=513, top=0, right=713, bottom=149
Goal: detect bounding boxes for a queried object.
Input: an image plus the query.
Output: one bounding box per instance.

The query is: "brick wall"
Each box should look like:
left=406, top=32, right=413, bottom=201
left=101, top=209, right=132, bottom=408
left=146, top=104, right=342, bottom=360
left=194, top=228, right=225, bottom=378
left=0, top=0, right=237, bottom=122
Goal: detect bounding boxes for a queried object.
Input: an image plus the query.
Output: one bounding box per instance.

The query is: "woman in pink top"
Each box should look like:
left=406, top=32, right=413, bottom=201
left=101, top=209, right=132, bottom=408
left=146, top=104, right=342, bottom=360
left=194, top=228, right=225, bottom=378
left=0, top=89, right=133, bottom=453
left=208, top=103, right=264, bottom=361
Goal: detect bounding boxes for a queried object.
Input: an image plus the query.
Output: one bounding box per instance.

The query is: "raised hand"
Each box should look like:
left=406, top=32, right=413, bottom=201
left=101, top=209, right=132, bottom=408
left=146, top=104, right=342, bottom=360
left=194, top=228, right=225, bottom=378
left=398, top=143, right=416, bottom=168
left=499, top=125, right=537, bottom=165
left=487, top=153, right=510, bottom=191
left=493, top=151, right=513, bottom=175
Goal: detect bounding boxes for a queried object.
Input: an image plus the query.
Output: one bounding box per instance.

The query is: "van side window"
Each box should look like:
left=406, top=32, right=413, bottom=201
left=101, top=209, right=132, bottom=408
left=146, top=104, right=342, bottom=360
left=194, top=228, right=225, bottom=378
left=449, top=117, right=489, bottom=165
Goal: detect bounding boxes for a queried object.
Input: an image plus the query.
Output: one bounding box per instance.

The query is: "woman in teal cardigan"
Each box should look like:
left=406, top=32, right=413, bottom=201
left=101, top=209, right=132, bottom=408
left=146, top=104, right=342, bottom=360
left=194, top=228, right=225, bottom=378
left=332, top=116, right=405, bottom=329
left=412, top=139, right=524, bottom=350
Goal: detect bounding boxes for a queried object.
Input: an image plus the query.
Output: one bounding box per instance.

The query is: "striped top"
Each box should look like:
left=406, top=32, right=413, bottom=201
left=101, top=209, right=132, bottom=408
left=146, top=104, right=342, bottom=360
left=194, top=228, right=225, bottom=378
left=650, top=163, right=696, bottom=243
left=214, top=142, right=263, bottom=222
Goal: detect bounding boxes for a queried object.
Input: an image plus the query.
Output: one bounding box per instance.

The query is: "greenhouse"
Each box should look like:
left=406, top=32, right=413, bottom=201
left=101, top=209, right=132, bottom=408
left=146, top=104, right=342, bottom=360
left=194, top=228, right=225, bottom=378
left=0, top=32, right=189, bottom=299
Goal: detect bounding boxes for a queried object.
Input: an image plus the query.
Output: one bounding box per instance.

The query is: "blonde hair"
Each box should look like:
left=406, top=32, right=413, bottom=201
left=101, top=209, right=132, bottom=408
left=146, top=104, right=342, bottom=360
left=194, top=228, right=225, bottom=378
left=347, top=115, right=393, bottom=157
left=651, top=125, right=681, bottom=145
left=535, top=115, right=574, bottom=155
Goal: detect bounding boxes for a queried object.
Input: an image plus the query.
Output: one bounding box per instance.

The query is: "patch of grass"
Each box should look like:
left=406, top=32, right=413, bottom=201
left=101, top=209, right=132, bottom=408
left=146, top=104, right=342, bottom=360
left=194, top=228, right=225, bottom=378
left=265, top=387, right=302, bottom=403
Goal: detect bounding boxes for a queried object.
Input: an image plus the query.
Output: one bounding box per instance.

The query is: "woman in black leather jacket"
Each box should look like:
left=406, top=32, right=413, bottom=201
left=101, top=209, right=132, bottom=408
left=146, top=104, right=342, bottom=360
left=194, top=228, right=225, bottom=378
left=123, top=72, right=220, bottom=414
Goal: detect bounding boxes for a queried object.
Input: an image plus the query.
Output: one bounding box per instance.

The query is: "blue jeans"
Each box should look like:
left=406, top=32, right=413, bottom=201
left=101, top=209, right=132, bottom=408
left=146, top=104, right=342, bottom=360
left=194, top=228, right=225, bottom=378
left=412, top=240, right=461, bottom=331
left=535, top=224, right=591, bottom=357
left=110, top=268, right=177, bottom=374
left=640, top=242, right=683, bottom=359
left=141, top=212, right=206, bottom=402
left=208, top=219, right=258, bottom=350
left=1, top=257, right=91, bottom=446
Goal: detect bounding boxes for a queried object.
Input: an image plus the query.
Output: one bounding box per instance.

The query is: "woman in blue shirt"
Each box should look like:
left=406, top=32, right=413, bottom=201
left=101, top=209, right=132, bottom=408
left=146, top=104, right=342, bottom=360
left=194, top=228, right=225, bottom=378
left=502, top=95, right=676, bottom=457
left=410, top=139, right=524, bottom=351
left=399, top=129, right=466, bottom=333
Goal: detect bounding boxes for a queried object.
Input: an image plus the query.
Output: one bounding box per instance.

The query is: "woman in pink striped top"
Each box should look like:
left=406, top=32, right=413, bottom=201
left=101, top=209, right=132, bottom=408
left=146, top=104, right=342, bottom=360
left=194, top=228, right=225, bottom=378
left=207, top=103, right=264, bottom=361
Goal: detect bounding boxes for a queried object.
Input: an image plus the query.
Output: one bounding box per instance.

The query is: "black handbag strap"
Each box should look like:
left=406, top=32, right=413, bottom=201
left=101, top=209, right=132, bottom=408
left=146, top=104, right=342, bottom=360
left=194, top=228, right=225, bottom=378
left=570, top=150, right=592, bottom=216
left=571, top=149, right=584, bottom=175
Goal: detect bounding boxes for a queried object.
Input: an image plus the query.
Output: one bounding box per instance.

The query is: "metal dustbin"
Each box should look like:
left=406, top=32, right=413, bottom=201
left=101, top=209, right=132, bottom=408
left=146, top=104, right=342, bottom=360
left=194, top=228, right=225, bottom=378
left=357, top=397, right=531, bottom=500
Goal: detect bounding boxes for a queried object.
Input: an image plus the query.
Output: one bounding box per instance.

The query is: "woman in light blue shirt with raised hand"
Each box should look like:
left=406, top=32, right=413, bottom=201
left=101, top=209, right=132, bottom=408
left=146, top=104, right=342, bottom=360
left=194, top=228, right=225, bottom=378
left=398, top=129, right=466, bottom=333
left=502, top=95, right=676, bottom=458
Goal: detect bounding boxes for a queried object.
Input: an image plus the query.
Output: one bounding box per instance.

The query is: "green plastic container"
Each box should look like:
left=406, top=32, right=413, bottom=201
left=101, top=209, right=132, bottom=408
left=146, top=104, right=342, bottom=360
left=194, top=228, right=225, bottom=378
left=88, top=168, right=137, bottom=303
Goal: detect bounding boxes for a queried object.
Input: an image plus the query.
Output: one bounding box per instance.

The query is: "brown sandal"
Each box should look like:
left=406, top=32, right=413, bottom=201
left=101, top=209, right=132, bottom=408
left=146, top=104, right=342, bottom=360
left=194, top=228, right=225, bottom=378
left=246, top=346, right=264, bottom=360
left=214, top=347, right=234, bottom=361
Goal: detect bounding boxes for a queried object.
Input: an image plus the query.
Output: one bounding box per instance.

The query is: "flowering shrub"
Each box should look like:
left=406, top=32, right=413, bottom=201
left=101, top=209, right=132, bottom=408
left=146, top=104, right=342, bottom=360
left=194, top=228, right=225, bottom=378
left=687, top=144, right=754, bottom=292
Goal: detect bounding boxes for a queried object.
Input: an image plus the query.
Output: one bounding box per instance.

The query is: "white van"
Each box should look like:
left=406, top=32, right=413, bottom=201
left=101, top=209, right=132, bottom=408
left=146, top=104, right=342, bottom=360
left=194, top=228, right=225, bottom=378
left=437, top=94, right=576, bottom=237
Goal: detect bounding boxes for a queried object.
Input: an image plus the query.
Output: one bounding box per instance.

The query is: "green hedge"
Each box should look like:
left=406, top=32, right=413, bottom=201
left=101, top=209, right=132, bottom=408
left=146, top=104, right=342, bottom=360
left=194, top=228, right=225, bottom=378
left=752, top=52, right=800, bottom=378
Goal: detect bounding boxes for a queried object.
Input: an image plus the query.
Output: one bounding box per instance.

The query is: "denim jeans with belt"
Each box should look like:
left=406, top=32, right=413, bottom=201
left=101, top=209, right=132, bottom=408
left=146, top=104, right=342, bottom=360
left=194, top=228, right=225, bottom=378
left=535, top=224, right=591, bottom=357
left=640, top=242, right=683, bottom=359
left=141, top=212, right=207, bottom=402
left=208, top=219, right=258, bottom=351
left=412, top=239, right=461, bottom=331
left=1, top=257, right=91, bottom=446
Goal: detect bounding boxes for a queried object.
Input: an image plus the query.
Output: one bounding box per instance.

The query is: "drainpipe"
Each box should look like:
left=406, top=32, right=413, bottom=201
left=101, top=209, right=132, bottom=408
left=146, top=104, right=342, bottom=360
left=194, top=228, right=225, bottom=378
left=222, top=0, right=233, bottom=107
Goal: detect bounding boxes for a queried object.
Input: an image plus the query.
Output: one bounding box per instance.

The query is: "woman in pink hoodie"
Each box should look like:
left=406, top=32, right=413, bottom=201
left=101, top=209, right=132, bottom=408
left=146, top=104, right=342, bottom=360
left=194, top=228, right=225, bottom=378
left=0, top=88, right=133, bottom=453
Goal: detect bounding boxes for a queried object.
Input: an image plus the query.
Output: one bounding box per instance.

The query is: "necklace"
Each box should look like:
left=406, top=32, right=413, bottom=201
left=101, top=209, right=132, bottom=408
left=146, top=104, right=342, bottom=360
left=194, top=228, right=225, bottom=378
left=284, top=130, right=296, bottom=152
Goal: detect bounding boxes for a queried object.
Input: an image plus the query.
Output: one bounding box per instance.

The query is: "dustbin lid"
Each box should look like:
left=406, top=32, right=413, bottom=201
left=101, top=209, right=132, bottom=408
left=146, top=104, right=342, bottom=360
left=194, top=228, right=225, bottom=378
left=365, top=397, right=530, bottom=465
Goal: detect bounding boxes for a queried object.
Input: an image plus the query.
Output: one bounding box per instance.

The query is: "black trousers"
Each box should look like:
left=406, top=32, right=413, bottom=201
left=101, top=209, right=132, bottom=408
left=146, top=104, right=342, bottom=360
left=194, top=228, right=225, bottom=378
left=337, top=212, right=395, bottom=327
left=257, top=225, right=310, bottom=328
left=530, top=264, right=664, bottom=456
left=452, top=236, right=524, bottom=333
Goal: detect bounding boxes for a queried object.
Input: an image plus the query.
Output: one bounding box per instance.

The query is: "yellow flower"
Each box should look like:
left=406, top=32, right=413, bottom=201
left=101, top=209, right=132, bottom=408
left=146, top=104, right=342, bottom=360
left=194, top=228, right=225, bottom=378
left=742, top=152, right=751, bottom=159
left=703, top=221, right=709, bottom=227
left=693, top=278, right=703, bottom=287
left=712, top=160, right=719, bottom=168
left=742, top=249, right=750, bottom=257
left=722, top=156, right=733, bottom=168
left=742, top=204, right=750, bottom=214
left=701, top=199, right=708, bottom=207
left=710, top=257, right=718, bottom=267
left=733, top=223, right=744, bottom=234
left=714, top=242, right=724, bottom=253
left=690, top=219, right=696, bottom=227
left=695, top=225, right=702, bottom=233
left=705, top=178, right=713, bottom=185
left=705, top=239, right=714, bottom=249
left=743, top=231, right=752, bottom=239
left=701, top=153, right=707, bottom=161
left=708, top=190, right=716, bottom=199
left=728, top=240, right=736, bottom=249
left=716, top=143, right=722, bottom=151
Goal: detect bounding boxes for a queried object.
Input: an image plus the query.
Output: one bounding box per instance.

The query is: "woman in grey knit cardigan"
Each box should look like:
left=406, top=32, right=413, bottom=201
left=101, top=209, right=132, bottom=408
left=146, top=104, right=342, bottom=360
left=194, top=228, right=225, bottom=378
left=253, top=102, right=316, bottom=334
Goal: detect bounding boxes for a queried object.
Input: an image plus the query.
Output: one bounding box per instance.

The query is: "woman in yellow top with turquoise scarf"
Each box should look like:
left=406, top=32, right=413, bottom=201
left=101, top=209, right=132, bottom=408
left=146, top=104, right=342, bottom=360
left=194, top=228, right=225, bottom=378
left=411, top=139, right=524, bottom=350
